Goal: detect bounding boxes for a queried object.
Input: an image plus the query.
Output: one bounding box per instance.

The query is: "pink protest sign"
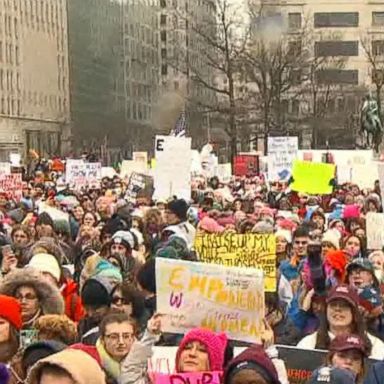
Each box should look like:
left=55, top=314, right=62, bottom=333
left=153, top=371, right=222, bottom=384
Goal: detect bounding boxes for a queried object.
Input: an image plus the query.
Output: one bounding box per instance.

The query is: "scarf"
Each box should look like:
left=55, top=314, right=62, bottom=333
left=96, top=339, right=121, bottom=380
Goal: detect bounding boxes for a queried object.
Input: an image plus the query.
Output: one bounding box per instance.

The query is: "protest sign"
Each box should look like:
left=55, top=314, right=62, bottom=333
left=194, top=233, right=276, bottom=292
left=153, top=372, right=222, bottom=384
left=125, top=172, right=154, bottom=204
left=156, top=258, right=265, bottom=343
left=351, top=164, right=378, bottom=190
left=0, top=163, right=10, bottom=175
left=216, top=163, right=232, bottom=183
left=0, top=174, right=22, bottom=200
left=65, top=160, right=101, bottom=189
left=133, top=151, right=148, bottom=166
left=154, top=136, right=192, bottom=201
left=268, top=136, right=298, bottom=181
left=101, top=167, right=116, bottom=179
left=121, top=160, right=148, bottom=178
left=233, top=154, right=259, bottom=176
left=291, top=160, right=335, bottom=195
left=366, top=212, right=384, bottom=250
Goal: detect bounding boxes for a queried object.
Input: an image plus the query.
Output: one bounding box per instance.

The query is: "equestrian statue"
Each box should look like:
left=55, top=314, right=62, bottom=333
left=360, top=93, right=383, bottom=152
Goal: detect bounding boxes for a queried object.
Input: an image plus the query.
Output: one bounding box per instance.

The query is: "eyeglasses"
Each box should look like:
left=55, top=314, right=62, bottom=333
left=16, top=294, right=37, bottom=302
left=105, top=333, right=134, bottom=343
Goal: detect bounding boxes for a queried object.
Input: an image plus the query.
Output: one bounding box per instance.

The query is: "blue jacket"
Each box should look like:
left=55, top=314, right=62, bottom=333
left=364, top=362, right=384, bottom=384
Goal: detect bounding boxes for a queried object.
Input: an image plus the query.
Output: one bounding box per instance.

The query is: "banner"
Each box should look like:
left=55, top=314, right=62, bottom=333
left=291, top=160, right=335, bottom=195
left=0, top=174, right=22, bottom=200
left=65, top=160, right=101, bottom=189
left=367, top=212, right=384, bottom=250
left=351, top=164, right=378, bottom=190
left=154, top=136, right=192, bottom=201
left=153, top=372, right=222, bottom=384
left=268, top=137, right=298, bottom=181
left=133, top=152, right=148, bottom=166
left=125, top=172, right=154, bottom=204
left=101, top=167, right=116, bottom=179
left=233, top=154, right=259, bottom=176
left=156, top=258, right=265, bottom=343
left=194, top=233, right=276, bottom=292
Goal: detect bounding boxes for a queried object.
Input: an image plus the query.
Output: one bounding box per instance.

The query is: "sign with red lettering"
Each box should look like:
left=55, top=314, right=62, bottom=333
left=154, top=372, right=222, bottom=384
left=0, top=174, right=22, bottom=200
left=233, top=155, right=259, bottom=177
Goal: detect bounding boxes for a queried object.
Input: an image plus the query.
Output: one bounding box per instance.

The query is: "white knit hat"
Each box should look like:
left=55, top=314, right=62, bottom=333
left=275, top=229, right=292, bottom=244
left=28, top=253, right=61, bottom=282
left=322, top=230, right=340, bottom=250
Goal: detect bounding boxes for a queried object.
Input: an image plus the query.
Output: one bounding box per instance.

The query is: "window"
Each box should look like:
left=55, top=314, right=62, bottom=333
left=372, top=69, right=384, bottom=83
left=372, top=40, right=384, bottom=55
left=288, top=40, right=302, bottom=56
left=160, top=30, right=167, bottom=42
left=160, top=0, right=166, bottom=8
left=316, top=69, right=359, bottom=85
left=288, top=13, right=301, bottom=30
left=372, top=12, right=384, bottom=26
left=161, top=48, right=167, bottom=58
left=315, top=41, right=358, bottom=57
left=160, top=14, right=167, bottom=25
left=291, top=100, right=299, bottom=115
left=161, top=64, right=168, bottom=75
left=314, top=12, right=359, bottom=28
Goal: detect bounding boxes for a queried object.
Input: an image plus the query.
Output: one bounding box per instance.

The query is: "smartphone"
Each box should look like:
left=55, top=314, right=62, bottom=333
left=19, top=329, right=37, bottom=349
left=2, top=245, right=12, bottom=258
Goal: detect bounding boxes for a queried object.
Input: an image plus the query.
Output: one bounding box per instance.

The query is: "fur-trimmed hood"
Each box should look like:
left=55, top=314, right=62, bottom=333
left=0, top=268, right=64, bottom=315
left=24, top=237, right=67, bottom=264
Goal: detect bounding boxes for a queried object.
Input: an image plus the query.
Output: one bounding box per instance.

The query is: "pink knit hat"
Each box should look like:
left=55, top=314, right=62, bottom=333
left=176, top=328, right=228, bottom=372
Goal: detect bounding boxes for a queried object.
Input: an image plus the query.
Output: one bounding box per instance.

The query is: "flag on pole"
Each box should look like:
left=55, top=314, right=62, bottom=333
left=170, top=109, right=187, bottom=137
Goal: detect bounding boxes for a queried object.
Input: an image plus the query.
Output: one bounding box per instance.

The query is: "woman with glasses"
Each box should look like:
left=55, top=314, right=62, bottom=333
left=0, top=268, right=64, bottom=331
left=98, top=311, right=162, bottom=384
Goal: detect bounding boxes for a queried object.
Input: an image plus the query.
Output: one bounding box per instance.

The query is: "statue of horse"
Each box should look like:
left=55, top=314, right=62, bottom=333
left=360, top=94, right=383, bottom=152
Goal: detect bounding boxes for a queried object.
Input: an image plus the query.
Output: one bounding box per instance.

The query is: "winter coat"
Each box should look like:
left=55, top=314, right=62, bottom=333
left=61, top=278, right=84, bottom=322
left=119, top=330, right=159, bottom=384
left=364, top=361, right=384, bottom=384
left=297, top=330, right=384, bottom=360
left=0, top=268, right=65, bottom=317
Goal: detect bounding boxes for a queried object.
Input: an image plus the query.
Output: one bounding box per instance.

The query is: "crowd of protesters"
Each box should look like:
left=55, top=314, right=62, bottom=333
left=0, top=158, right=383, bottom=383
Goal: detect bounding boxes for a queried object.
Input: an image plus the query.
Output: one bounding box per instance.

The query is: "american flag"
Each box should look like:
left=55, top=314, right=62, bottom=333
left=170, top=109, right=187, bottom=137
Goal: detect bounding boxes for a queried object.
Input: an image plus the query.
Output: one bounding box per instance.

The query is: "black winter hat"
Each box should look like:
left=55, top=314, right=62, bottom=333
left=35, top=212, right=54, bottom=228
left=137, top=258, right=156, bottom=294
left=81, top=277, right=113, bottom=308
left=22, top=340, right=67, bottom=373
left=167, top=199, right=188, bottom=221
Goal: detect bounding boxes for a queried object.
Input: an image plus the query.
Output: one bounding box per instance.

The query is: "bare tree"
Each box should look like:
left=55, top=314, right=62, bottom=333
left=361, top=34, right=384, bottom=116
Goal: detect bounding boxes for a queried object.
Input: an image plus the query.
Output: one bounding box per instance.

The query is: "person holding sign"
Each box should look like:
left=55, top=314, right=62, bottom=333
left=175, top=328, right=228, bottom=373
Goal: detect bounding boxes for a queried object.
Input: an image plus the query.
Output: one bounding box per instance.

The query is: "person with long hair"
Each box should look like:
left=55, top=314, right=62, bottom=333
left=297, top=285, right=384, bottom=360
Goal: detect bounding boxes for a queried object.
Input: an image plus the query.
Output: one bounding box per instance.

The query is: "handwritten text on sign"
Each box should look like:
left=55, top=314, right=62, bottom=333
left=156, top=258, right=265, bottom=343
left=154, top=372, right=222, bottom=384
left=367, top=212, right=384, bottom=250
left=194, top=234, right=276, bottom=292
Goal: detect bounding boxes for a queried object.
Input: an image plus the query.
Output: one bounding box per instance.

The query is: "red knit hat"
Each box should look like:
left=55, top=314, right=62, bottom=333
left=0, top=295, right=22, bottom=330
left=176, top=328, right=228, bottom=372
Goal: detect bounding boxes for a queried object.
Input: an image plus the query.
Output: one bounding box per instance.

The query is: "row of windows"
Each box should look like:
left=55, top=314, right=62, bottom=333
left=288, top=12, right=384, bottom=29
left=0, top=69, right=21, bottom=92
left=0, top=42, right=20, bottom=65
left=0, top=97, right=21, bottom=116
left=126, top=101, right=152, bottom=122
left=312, top=40, right=384, bottom=57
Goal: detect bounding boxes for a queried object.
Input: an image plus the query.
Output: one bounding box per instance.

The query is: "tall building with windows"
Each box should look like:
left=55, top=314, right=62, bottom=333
left=121, top=0, right=160, bottom=150
left=0, top=0, right=70, bottom=160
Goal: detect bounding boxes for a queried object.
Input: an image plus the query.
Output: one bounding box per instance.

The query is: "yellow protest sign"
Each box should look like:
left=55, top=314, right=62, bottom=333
left=291, top=160, right=335, bottom=195
left=156, top=258, right=265, bottom=343
left=194, top=233, right=276, bottom=292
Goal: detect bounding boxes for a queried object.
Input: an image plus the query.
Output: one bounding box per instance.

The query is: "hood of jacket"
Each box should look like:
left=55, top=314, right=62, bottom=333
left=0, top=268, right=64, bottom=315
left=27, top=349, right=105, bottom=384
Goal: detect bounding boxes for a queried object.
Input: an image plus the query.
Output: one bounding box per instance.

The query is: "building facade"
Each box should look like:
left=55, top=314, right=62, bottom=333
left=0, top=0, right=70, bottom=160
